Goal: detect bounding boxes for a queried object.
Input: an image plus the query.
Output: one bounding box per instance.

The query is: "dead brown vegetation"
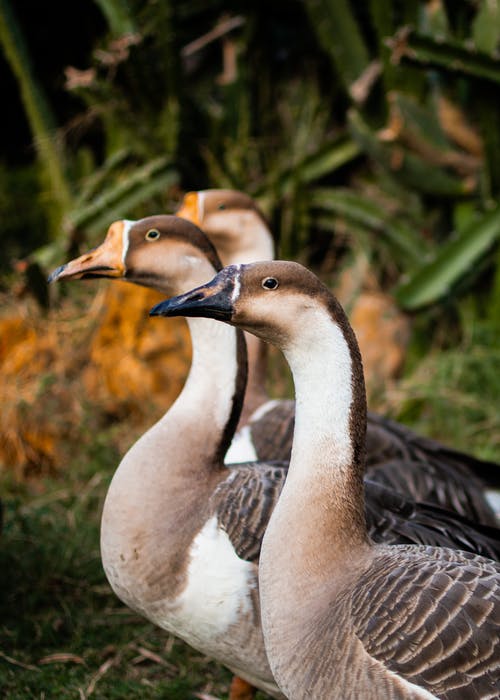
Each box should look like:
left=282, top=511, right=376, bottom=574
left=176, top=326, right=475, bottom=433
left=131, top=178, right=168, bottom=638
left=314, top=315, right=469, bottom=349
left=0, top=282, right=190, bottom=479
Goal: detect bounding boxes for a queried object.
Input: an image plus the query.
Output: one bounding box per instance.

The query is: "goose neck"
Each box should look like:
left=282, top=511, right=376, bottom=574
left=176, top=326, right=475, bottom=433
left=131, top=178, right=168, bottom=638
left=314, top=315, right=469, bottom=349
left=100, top=313, right=246, bottom=607
left=162, top=315, right=246, bottom=465
left=262, top=303, right=368, bottom=584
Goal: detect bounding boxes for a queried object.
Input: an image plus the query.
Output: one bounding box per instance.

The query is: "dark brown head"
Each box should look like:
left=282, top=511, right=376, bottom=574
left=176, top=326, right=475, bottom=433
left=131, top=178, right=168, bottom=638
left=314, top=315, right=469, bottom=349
left=149, top=261, right=355, bottom=353
left=48, top=215, right=222, bottom=296
left=176, top=189, right=274, bottom=265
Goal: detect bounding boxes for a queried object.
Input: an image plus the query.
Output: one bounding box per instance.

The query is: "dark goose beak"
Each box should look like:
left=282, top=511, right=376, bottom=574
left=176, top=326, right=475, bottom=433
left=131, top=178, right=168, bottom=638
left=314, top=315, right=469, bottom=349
left=149, top=267, right=237, bottom=322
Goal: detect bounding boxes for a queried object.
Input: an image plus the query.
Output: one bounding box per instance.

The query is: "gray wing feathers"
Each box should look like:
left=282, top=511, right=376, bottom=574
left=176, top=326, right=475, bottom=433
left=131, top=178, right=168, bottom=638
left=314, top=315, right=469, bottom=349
left=212, top=468, right=500, bottom=565
left=211, top=462, right=287, bottom=562
left=352, top=548, right=500, bottom=698
left=247, top=401, right=498, bottom=524
left=249, top=400, right=295, bottom=462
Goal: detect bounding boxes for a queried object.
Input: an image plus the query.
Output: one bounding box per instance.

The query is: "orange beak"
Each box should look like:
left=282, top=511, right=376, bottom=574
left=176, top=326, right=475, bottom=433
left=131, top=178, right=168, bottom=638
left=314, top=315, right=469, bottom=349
left=175, top=191, right=200, bottom=226
left=48, top=221, right=128, bottom=283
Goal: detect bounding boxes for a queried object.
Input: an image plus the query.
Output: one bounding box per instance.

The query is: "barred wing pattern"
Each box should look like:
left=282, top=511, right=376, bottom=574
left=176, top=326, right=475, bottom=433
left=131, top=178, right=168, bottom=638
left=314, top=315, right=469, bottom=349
left=211, top=466, right=500, bottom=565
left=245, top=401, right=498, bottom=524
left=365, top=480, right=500, bottom=560
left=366, top=414, right=500, bottom=525
left=248, top=400, right=295, bottom=463
left=365, top=413, right=500, bottom=487
left=351, top=546, right=500, bottom=698
left=212, top=462, right=287, bottom=563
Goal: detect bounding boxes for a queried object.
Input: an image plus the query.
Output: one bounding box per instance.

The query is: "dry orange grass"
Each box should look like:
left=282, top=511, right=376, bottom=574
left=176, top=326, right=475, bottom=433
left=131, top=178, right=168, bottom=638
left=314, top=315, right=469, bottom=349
left=0, top=282, right=191, bottom=480
left=1, top=308, right=84, bottom=478
left=81, top=282, right=190, bottom=416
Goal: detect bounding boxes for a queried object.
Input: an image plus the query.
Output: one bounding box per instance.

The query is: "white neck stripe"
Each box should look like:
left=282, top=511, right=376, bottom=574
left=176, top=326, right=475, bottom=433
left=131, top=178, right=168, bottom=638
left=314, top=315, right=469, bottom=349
left=122, top=220, right=134, bottom=266
left=230, top=265, right=242, bottom=303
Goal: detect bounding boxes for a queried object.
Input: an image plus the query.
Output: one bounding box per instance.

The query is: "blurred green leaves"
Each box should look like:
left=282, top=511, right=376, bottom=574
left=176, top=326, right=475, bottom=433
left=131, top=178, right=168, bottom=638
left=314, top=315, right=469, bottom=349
left=0, top=0, right=498, bottom=322
left=396, top=204, right=500, bottom=310
left=0, top=0, right=71, bottom=234
left=390, top=27, right=500, bottom=85
left=305, top=0, right=370, bottom=90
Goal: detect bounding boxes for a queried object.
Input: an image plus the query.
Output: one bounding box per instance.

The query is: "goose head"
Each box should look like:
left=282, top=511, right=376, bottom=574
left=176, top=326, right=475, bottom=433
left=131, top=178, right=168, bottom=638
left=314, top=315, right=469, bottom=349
left=149, top=261, right=354, bottom=355
left=48, top=215, right=221, bottom=296
left=176, top=189, right=275, bottom=265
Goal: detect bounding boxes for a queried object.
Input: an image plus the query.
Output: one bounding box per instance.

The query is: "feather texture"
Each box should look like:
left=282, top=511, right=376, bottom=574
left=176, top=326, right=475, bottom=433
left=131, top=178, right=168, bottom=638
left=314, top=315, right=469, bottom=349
left=157, top=261, right=500, bottom=699
left=245, top=403, right=499, bottom=524
left=287, top=546, right=500, bottom=699
left=212, top=464, right=500, bottom=563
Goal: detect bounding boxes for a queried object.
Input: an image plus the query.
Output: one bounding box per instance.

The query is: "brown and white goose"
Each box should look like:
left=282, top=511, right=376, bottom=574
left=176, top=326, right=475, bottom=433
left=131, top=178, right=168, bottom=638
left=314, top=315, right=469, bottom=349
left=152, top=261, right=500, bottom=700
left=50, top=216, right=280, bottom=698
left=176, top=189, right=500, bottom=524
left=50, top=217, right=500, bottom=699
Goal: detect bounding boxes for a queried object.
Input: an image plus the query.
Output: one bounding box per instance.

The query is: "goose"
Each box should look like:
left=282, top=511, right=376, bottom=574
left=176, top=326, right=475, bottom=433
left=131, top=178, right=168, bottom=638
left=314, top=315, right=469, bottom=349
left=176, top=189, right=500, bottom=524
left=49, top=217, right=500, bottom=700
left=151, top=260, right=500, bottom=700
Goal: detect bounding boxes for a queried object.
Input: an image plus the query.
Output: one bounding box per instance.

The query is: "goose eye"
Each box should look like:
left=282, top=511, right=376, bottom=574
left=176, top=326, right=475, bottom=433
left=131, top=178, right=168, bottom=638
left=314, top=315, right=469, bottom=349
left=217, top=203, right=226, bottom=210
left=145, top=229, right=160, bottom=241
left=262, top=277, right=278, bottom=290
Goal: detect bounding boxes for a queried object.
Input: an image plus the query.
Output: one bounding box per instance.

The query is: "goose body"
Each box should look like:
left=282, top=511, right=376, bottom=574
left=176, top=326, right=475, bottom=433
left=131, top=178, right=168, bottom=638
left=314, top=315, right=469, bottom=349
left=177, top=189, right=499, bottom=524
left=153, top=261, right=500, bottom=699
left=98, top=316, right=278, bottom=695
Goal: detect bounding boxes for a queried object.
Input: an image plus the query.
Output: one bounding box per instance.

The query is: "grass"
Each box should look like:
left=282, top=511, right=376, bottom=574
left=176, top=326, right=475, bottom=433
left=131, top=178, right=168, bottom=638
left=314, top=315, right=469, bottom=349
left=0, top=439, right=269, bottom=699
left=392, top=317, right=500, bottom=463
